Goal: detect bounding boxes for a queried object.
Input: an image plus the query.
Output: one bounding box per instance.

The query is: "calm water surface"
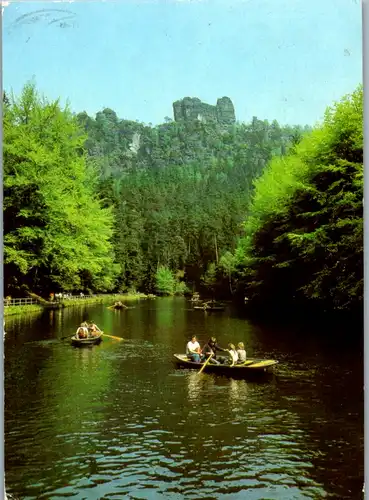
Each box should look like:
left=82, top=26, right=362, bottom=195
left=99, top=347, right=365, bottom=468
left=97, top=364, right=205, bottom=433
left=4, top=297, right=363, bottom=499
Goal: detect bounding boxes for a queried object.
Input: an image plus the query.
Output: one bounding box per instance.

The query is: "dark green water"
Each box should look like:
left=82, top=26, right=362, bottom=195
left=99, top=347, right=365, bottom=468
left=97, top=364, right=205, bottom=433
left=4, top=297, right=363, bottom=499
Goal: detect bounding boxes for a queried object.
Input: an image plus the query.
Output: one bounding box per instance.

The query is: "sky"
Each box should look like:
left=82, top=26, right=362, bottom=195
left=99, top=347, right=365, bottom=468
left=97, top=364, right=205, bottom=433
left=3, top=0, right=362, bottom=127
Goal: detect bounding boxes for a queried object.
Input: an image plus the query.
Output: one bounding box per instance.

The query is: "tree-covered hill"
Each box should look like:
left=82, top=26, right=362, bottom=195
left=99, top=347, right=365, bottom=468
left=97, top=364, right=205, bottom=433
left=76, top=107, right=305, bottom=292
left=6, top=81, right=360, bottom=319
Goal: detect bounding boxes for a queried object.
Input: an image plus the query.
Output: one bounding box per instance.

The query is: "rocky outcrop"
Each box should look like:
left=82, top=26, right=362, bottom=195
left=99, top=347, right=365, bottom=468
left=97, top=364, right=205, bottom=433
left=173, top=96, right=235, bottom=125
left=216, top=97, right=236, bottom=125
left=129, top=132, right=141, bottom=155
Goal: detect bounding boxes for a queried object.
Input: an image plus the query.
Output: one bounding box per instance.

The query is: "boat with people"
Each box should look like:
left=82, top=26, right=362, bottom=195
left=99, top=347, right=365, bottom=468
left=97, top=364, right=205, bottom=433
left=193, top=300, right=225, bottom=311
left=177, top=335, right=278, bottom=377
left=108, top=300, right=128, bottom=310
left=71, top=332, right=103, bottom=346
left=173, top=354, right=278, bottom=376
left=190, top=292, right=201, bottom=303
left=71, top=321, right=103, bottom=346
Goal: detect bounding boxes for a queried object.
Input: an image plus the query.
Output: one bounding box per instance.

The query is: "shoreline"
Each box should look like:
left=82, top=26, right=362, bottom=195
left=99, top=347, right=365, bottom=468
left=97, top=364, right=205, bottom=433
left=4, top=293, right=152, bottom=317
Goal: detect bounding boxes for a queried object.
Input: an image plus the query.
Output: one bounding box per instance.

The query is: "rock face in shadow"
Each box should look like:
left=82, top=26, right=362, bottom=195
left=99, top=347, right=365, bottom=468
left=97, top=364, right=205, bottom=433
left=173, top=96, right=235, bottom=125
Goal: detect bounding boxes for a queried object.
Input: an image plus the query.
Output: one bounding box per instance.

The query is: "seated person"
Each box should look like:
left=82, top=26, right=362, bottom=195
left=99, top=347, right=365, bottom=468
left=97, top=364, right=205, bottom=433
left=88, top=322, right=100, bottom=337
left=227, top=343, right=238, bottom=364
left=186, top=335, right=201, bottom=362
left=201, top=337, right=228, bottom=364
left=76, top=324, right=89, bottom=339
left=236, top=342, right=247, bottom=362
left=113, top=301, right=127, bottom=309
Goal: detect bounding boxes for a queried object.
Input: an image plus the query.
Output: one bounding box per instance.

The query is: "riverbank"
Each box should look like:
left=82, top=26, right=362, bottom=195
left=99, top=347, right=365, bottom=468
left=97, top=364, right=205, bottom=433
left=4, top=304, right=44, bottom=317
left=4, top=293, right=151, bottom=317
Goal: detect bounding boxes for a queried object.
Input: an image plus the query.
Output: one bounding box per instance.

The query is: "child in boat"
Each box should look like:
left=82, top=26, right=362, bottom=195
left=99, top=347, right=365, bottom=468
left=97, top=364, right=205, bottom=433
left=236, top=342, right=246, bottom=362
left=186, top=335, right=201, bottom=362
left=228, top=344, right=239, bottom=364
left=76, top=323, right=89, bottom=339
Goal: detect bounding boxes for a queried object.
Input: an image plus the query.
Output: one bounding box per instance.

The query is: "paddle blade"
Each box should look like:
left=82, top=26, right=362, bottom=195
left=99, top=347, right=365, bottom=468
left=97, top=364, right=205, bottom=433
left=101, top=333, right=124, bottom=341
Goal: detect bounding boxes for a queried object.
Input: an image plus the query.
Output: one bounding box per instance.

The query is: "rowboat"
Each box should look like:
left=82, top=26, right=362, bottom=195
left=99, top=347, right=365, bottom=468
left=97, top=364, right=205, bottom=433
left=71, top=332, right=103, bottom=346
left=173, top=354, right=278, bottom=377
left=193, top=302, right=225, bottom=311
left=108, top=302, right=128, bottom=310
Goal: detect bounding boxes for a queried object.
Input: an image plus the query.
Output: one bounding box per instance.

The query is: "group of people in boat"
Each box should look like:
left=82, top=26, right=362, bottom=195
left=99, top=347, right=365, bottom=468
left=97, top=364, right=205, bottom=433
left=110, top=301, right=128, bottom=310
left=75, top=321, right=101, bottom=339
left=186, top=336, right=246, bottom=365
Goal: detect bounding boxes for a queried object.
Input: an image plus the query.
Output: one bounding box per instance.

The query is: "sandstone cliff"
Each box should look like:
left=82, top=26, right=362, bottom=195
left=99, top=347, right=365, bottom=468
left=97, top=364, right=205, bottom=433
left=173, top=96, right=235, bottom=125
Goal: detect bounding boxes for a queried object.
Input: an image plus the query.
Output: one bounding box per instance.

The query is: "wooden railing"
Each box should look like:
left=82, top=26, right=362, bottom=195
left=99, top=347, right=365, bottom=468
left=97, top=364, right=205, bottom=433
left=3, top=294, right=120, bottom=307
left=3, top=298, right=39, bottom=307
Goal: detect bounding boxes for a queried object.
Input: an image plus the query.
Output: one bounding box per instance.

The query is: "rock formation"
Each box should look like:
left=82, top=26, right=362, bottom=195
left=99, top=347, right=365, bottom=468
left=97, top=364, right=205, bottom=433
left=173, top=96, right=235, bottom=125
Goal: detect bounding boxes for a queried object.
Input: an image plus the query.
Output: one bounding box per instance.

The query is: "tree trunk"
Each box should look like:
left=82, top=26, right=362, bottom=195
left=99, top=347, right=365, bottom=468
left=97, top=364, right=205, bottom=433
left=229, top=272, right=233, bottom=295
left=214, top=235, right=219, bottom=264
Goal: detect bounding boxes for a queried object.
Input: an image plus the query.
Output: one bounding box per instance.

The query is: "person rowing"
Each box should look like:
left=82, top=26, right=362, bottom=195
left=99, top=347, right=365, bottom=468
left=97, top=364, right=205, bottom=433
left=115, top=301, right=128, bottom=308
left=88, top=322, right=101, bottom=337
left=201, top=337, right=228, bottom=364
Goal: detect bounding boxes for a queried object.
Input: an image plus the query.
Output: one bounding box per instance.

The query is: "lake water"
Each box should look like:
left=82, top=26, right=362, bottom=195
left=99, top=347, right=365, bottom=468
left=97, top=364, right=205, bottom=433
left=4, top=297, right=364, bottom=499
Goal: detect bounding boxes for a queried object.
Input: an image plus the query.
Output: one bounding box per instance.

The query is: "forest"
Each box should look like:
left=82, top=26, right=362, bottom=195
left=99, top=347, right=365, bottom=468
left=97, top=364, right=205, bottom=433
left=3, top=83, right=363, bottom=316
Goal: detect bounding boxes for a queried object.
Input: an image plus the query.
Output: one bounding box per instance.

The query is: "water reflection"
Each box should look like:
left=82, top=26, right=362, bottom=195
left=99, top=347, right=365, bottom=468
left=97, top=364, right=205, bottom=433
left=186, top=371, right=202, bottom=402
left=229, top=377, right=248, bottom=403
left=4, top=298, right=364, bottom=500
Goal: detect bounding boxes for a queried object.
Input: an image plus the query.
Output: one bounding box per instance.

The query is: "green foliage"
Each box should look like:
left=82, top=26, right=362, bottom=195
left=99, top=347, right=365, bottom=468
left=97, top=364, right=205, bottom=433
left=4, top=305, right=43, bottom=317
left=155, top=266, right=188, bottom=295
left=4, top=83, right=119, bottom=295
left=235, top=86, right=363, bottom=312
left=155, top=266, right=176, bottom=295
left=201, top=262, right=217, bottom=288
left=174, top=280, right=189, bottom=295
left=76, top=107, right=304, bottom=292
left=5, top=82, right=312, bottom=299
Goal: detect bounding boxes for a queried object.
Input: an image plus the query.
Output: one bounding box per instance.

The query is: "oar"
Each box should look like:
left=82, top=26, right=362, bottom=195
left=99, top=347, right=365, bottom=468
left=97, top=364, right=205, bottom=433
left=95, top=326, right=123, bottom=342
left=199, top=353, right=213, bottom=374
left=101, top=333, right=124, bottom=341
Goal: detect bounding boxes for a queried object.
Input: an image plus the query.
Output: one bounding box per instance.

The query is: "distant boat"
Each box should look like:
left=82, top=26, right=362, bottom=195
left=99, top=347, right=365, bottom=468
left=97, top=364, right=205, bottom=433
left=108, top=302, right=128, bottom=310
left=190, top=293, right=201, bottom=302
left=193, top=301, right=225, bottom=311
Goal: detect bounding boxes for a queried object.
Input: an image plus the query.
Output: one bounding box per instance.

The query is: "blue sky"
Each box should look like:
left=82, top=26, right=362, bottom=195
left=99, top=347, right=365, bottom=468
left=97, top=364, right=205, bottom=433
left=3, top=0, right=362, bottom=126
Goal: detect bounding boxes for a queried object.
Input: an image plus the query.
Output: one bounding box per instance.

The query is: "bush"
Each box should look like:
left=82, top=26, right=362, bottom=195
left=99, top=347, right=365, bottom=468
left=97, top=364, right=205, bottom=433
left=155, top=266, right=188, bottom=295
left=155, top=266, right=177, bottom=295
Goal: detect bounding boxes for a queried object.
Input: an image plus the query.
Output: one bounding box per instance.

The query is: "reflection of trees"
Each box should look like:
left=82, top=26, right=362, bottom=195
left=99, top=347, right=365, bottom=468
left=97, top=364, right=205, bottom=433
left=5, top=321, right=115, bottom=498
left=247, top=322, right=364, bottom=498
left=4, top=301, right=363, bottom=499
left=274, top=366, right=363, bottom=498
left=156, top=298, right=175, bottom=330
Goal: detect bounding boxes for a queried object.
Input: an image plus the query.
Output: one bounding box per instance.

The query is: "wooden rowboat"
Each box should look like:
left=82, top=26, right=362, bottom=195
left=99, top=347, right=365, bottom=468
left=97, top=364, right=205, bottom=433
left=71, top=332, right=103, bottom=346
left=173, top=354, right=278, bottom=377
left=193, top=305, right=225, bottom=311
left=108, top=303, right=128, bottom=310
